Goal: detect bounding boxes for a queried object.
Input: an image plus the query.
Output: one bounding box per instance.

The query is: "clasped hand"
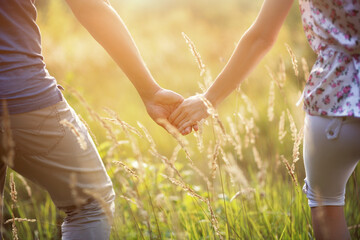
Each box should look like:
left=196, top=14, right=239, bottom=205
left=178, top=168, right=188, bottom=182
left=169, top=94, right=209, bottom=135
left=143, top=88, right=210, bottom=136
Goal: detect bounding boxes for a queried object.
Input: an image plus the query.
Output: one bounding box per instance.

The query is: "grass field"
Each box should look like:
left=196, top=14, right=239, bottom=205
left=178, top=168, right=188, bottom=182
left=2, top=0, right=360, bottom=239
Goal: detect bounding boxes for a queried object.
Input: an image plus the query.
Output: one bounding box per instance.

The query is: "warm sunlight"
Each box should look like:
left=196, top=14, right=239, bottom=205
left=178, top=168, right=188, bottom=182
left=1, top=0, right=359, bottom=239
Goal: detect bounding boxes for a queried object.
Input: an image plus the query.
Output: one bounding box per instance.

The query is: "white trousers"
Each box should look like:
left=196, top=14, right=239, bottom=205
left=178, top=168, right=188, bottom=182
left=303, top=114, right=360, bottom=207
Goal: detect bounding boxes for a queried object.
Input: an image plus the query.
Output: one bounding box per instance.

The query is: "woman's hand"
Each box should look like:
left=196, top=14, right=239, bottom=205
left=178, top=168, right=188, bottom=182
left=169, top=94, right=209, bottom=135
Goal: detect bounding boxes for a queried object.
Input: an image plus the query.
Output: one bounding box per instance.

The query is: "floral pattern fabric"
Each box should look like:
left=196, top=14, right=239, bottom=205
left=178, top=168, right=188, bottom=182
left=299, top=0, right=360, bottom=117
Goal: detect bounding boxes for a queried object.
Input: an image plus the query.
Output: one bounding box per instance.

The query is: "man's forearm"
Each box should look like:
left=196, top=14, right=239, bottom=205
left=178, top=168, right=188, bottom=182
left=65, top=0, right=160, bottom=100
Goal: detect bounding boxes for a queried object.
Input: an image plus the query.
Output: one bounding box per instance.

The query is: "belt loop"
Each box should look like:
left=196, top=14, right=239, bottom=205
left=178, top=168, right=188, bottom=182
left=325, top=117, right=344, bottom=140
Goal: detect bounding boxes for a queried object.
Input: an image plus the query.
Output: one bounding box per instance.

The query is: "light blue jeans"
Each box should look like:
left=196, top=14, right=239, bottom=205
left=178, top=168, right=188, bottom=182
left=303, top=114, right=360, bottom=207
left=0, top=99, right=115, bottom=239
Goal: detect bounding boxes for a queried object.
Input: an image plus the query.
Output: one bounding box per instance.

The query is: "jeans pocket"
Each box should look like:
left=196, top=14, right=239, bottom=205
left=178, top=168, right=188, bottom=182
left=12, top=103, right=66, bottom=156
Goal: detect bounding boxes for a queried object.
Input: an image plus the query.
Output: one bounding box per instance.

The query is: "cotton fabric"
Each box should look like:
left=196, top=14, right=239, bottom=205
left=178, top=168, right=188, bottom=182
left=300, top=0, right=360, bottom=117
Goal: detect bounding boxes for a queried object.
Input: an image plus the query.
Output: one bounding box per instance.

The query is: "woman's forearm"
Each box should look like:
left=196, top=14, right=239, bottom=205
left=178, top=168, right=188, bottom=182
left=204, top=0, right=294, bottom=107
left=169, top=0, right=294, bottom=134
left=204, top=30, right=274, bottom=107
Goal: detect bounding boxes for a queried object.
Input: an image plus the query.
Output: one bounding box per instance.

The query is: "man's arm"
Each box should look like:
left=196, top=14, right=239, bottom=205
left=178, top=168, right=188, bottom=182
left=65, top=0, right=183, bottom=130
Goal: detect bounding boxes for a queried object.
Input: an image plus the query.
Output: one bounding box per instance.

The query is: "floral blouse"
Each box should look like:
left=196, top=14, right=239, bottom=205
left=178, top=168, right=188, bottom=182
left=299, top=0, right=360, bottom=117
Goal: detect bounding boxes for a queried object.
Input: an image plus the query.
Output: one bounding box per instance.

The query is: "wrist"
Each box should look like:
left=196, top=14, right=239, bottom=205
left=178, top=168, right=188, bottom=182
left=138, top=81, right=162, bottom=102
left=204, top=90, right=219, bottom=108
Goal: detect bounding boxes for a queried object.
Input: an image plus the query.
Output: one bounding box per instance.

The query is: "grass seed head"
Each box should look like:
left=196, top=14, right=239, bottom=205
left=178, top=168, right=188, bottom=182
left=182, top=32, right=206, bottom=77
left=268, top=81, right=275, bottom=122
left=60, top=119, right=88, bottom=150
left=278, top=111, right=287, bottom=143
left=301, top=57, right=310, bottom=82
left=1, top=100, right=15, bottom=168
left=285, top=43, right=299, bottom=77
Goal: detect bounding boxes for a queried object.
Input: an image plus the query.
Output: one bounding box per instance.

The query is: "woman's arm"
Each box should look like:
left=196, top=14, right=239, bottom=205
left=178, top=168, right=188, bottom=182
left=169, top=0, right=294, bottom=134
left=65, top=0, right=184, bottom=130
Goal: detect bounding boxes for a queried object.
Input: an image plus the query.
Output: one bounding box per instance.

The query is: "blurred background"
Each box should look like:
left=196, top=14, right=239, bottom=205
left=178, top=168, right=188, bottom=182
left=5, top=0, right=360, bottom=239
left=37, top=0, right=314, bottom=146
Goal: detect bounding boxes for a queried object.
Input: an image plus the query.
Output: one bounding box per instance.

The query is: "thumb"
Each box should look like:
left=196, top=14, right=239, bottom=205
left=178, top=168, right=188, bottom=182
left=159, top=89, right=184, bottom=105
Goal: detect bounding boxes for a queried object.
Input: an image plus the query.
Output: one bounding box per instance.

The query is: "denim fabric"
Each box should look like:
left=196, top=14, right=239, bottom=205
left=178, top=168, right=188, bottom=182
left=0, top=99, right=115, bottom=239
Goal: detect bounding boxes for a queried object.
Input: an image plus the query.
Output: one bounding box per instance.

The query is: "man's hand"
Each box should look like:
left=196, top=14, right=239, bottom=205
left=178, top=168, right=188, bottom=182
left=143, top=88, right=184, bottom=131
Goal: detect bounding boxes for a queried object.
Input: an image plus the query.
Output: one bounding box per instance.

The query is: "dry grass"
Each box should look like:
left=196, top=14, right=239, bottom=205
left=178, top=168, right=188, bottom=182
left=1, top=100, right=15, bottom=168
left=60, top=119, right=88, bottom=150
left=2, top=9, right=359, bottom=239
left=285, top=43, right=299, bottom=77
left=268, top=80, right=275, bottom=122
left=182, top=32, right=206, bottom=77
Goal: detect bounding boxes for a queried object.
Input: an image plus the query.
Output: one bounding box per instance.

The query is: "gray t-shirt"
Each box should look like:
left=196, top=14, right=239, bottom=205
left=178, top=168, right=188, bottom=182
left=0, top=0, right=62, bottom=114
